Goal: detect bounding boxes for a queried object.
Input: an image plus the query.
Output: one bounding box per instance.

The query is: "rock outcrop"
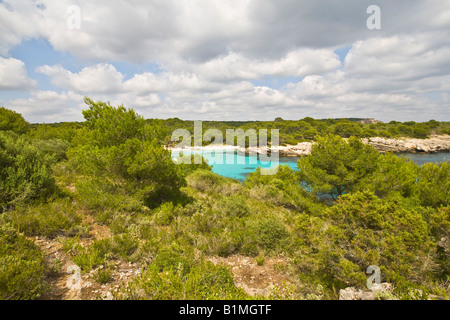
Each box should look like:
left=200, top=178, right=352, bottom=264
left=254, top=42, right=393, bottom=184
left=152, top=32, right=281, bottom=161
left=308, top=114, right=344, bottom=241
left=241, top=142, right=312, bottom=157
left=168, top=135, right=450, bottom=157
left=361, top=135, right=450, bottom=153
left=339, top=283, right=395, bottom=300
left=242, top=135, right=450, bottom=156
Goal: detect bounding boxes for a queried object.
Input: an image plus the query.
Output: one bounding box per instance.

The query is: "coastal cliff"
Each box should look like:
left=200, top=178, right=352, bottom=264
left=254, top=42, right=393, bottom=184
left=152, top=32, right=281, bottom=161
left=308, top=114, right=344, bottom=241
left=361, top=135, right=450, bottom=153
left=243, top=135, right=450, bottom=156
left=169, top=135, right=450, bottom=157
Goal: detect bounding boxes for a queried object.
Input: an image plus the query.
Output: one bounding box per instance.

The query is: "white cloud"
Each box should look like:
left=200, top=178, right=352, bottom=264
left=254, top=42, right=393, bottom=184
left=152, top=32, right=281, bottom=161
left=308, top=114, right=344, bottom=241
left=36, top=63, right=124, bottom=93
left=0, top=1, right=449, bottom=122
left=0, top=57, right=36, bottom=90
left=186, top=49, right=341, bottom=82
left=5, top=90, right=85, bottom=123
left=344, top=33, right=450, bottom=82
left=1, top=0, right=448, bottom=64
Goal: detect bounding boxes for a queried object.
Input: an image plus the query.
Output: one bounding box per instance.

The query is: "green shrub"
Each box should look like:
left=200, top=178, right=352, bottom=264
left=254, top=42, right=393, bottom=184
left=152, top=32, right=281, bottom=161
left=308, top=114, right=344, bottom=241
left=109, top=212, right=136, bottom=234
left=68, top=98, right=186, bottom=209
left=33, top=139, right=69, bottom=162
left=0, top=131, right=56, bottom=211
left=316, top=192, right=435, bottom=289
left=76, top=178, right=143, bottom=212
left=215, top=195, right=249, bottom=218
left=110, top=233, right=139, bottom=261
left=69, top=239, right=112, bottom=272
left=0, top=222, right=46, bottom=299
left=0, top=107, right=29, bottom=134
left=10, top=199, right=83, bottom=238
left=154, top=202, right=175, bottom=226
left=94, top=267, right=113, bottom=284
left=357, top=152, right=419, bottom=198
left=256, top=255, right=265, bottom=266
left=186, top=169, right=227, bottom=192
left=298, top=135, right=379, bottom=199
left=414, top=162, right=450, bottom=207
left=243, top=215, right=289, bottom=255
left=120, top=246, right=248, bottom=300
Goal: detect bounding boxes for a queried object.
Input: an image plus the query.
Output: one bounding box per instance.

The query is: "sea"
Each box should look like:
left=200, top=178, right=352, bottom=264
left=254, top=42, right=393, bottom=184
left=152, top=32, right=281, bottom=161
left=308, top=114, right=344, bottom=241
left=171, top=149, right=450, bottom=182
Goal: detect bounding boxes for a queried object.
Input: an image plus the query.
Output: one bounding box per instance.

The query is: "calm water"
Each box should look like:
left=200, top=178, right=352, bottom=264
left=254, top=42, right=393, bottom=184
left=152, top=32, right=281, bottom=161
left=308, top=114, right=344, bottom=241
left=394, top=152, right=449, bottom=166
left=172, top=149, right=450, bottom=181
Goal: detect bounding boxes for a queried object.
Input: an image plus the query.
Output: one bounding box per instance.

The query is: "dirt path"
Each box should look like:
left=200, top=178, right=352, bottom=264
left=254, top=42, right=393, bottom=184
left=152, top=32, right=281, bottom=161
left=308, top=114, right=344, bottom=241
left=33, top=213, right=142, bottom=300
left=208, top=255, right=293, bottom=298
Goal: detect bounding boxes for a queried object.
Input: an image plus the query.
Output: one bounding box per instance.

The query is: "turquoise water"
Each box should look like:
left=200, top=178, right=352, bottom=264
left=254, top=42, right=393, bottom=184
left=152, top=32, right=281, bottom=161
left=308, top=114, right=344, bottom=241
left=172, top=149, right=450, bottom=181
left=394, top=152, right=449, bottom=166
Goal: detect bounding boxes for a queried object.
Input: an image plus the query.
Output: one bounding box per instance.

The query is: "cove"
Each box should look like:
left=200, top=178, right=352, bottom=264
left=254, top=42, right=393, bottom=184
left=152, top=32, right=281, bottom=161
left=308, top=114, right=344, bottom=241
left=171, top=149, right=450, bottom=182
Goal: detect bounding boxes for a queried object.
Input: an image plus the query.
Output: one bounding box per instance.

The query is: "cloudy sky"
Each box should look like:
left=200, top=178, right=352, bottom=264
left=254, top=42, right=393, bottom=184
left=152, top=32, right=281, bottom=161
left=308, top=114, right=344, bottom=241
left=0, top=0, right=449, bottom=123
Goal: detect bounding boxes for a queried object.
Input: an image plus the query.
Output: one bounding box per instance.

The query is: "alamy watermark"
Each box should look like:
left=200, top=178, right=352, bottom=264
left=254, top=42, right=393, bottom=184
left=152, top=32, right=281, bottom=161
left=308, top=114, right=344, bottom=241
left=66, top=265, right=81, bottom=291
left=67, top=5, right=81, bottom=30
left=366, top=265, right=381, bottom=289
left=367, top=5, right=381, bottom=30
left=171, top=121, right=280, bottom=175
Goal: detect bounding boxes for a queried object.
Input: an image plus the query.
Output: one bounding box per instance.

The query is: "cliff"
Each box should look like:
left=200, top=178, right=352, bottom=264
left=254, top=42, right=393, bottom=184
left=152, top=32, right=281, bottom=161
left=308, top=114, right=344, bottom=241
left=168, top=135, right=450, bottom=157
left=245, top=135, right=450, bottom=156
left=361, top=135, right=450, bottom=153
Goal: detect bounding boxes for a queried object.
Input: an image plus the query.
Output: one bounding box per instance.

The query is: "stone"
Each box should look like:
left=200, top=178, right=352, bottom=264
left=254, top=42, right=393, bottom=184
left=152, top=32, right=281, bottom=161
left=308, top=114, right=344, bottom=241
left=339, top=282, right=394, bottom=300
left=339, top=287, right=362, bottom=300
left=360, top=291, right=377, bottom=300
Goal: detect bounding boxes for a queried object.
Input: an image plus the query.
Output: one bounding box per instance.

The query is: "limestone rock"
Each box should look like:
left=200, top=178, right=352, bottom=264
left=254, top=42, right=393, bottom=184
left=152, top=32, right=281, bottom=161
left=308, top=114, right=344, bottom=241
left=339, top=283, right=394, bottom=300
left=339, top=287, right=363, bottom=300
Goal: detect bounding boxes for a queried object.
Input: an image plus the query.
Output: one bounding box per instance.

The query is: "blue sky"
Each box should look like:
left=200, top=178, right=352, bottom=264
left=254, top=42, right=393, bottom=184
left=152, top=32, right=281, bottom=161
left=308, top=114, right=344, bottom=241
left=0, top=0, right=449, bottom=123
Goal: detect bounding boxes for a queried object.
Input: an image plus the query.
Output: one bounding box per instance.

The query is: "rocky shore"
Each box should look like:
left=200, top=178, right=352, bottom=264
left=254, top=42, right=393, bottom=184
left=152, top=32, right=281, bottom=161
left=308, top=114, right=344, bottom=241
left=168, top=135, right=450, bottom=157
left=361, top=135, right=450, bottom=153
left=247, top=135, right=450, bottom=156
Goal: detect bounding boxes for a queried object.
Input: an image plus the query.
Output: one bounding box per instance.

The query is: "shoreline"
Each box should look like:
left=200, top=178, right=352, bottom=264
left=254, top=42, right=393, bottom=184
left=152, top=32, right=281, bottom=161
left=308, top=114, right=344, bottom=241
left=166, top=135, right=450, bottom=157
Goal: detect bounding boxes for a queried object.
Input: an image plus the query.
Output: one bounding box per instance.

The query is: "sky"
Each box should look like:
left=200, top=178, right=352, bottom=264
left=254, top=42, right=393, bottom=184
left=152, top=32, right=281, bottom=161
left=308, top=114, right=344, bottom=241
left=0, top=0, right=449, bottom=123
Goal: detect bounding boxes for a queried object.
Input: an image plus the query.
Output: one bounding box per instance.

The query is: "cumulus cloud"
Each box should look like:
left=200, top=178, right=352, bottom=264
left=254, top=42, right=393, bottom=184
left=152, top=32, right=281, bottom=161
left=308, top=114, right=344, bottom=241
left=0, top=57, right=36, bottom=90
left=1, top=0, right=447, bottom=64
left=4, top=90, right=85, bottom=123
left=0, top=0, right=449, bottom=122
left=36, top=63, right=124, bottom=93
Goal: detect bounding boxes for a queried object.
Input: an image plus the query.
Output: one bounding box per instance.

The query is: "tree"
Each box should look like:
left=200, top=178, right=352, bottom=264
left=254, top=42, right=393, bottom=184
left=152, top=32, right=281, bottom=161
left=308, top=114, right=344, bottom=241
left=357, top=152, right=419, bottom=198
left=316, top=191, right=434, bottom=289
left=0, top=107, right=29, bottom=134
left=414, top=162, right=450, bottom=207
left=297, top=134, right=379, bottom=199
left=332, top=122, right=363, bottom=138
left=68, top=98, right=185, bottom=208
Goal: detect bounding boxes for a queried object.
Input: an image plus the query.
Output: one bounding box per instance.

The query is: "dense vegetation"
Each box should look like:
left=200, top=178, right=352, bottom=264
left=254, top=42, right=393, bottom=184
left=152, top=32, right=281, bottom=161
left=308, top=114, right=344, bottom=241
left=0, top=100, right=448, bottom=300
left=156, top=116, right=450, bottom=147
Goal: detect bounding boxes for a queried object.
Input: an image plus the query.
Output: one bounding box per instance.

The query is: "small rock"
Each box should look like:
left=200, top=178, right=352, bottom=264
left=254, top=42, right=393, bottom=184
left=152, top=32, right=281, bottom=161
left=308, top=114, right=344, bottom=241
left=339, top=287, right=362, bottom=300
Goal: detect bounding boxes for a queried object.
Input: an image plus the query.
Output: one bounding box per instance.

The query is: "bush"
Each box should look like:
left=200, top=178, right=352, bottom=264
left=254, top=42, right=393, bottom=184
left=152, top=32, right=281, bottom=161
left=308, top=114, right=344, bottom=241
left=94, top=267, right=113, bottom=284
left=316, top=192, right=435, bottom=291
left=110, top=233, right=139, bottom=261
left=215, top=195, right=249, bottom=218
left=31, top=138, right=69, bottom=162
left=0, top=132, right=56, bottom=211
left=186, top=169, right=228, bottom=192
left=9, top=199, right=83, bottom=238
left=76, top=178, right=143, bottom=212
left=414, top=162, right=450, bottom=207
left=297, top=135, right=379, bottom=199
left=120, top=246, right=248, bottom=300
left=357, top=152, right=419, bottom=198
left=0, top=107, right=29, bottom=134
left=0, top=222, right=46, bottom=299
left=243, top=215, right=289, bottom=255
left=69, top=239, right=112, bottom=272
left=68, top=98, right=186, bottom=209
left=154, top=202, right=175, bottom=226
